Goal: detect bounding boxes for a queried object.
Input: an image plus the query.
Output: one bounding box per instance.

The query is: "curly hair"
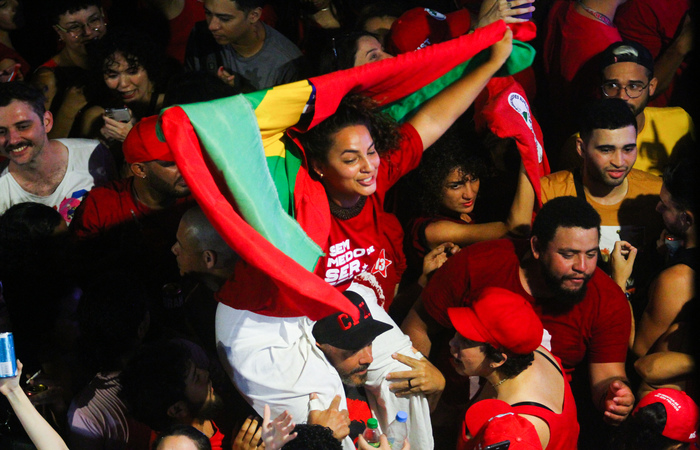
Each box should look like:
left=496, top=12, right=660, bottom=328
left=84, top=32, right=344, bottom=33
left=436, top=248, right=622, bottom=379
left=282, top=424, right=342, bottom=450
left=418, top=131, right=488, bottom=217
left=298, top=94, right=401, bottom=170
left=482, top=343, right=535, bottom=379
left=89, top=27, right=166, bottom=95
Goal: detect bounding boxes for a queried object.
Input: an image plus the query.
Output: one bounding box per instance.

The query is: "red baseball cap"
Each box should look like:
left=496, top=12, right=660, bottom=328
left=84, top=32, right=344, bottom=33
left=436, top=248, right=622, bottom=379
left=448, top=287, right=542, bottom=354
left=462, top=399, right=543, bottom=450
left=123, top=115, right=175, bottom=164
left=634, top=389, right=699, bottom=444
left=388, top=7, right=471, bottom=54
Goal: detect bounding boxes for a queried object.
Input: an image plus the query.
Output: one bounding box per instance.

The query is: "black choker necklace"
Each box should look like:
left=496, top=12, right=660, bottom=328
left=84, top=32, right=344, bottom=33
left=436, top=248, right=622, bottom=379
left=329, top=196, right=366, bottom=220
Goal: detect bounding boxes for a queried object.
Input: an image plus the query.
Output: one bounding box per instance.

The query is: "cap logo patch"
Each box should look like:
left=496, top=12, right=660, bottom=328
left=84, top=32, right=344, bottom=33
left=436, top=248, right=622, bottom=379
left=336, top=313, right=355, bottom=330
left=508, top=93, right=543, bottom=163
left=612, top=45, right=639, bottom=58
left=425, top=8, right=446, bottom=20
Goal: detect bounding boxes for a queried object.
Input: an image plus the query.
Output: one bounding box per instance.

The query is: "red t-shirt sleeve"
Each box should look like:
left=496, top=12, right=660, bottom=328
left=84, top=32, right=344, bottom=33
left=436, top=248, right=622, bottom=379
left=420, top=249, right=471, bottom=328
left=615, top=2, right=663, bottom=57
left=587, top=272, right=632, bottom=364
left=377, top=123, right=423, bottom=195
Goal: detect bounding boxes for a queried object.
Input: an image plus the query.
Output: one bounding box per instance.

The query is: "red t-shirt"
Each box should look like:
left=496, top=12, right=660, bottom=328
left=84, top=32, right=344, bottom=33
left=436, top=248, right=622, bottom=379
left=615, top=0, right=690, bottom=107
left=71, top=177, right=192, bottom=240
left=421, top=239, right=630, bottom=374
left=543, top=1, right=622, bottom=139
left=315, top=123, right=423, bottom=310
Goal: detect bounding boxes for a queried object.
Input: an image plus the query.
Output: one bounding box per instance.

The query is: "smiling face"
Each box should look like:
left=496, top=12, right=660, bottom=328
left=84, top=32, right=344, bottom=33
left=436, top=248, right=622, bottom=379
left=449, top=333, right=489, bottom=377
left=204, top=0, right=256, bottom=46
left=532, top=226, right=599, bottom=304
left=0, top=100, right=52, bottom=167
left=55, top=6, right=106, bottom=53
left=103, top=52, right=153, bottom=104
left=319, top=343, right=373, bottom=386
left=313, top=124, right=380, bottom=208
left=353, top=35, right=392, bottom=67
left=441, top=167, right=480, bottom=216
left=577, top=125, right=637, bottom=188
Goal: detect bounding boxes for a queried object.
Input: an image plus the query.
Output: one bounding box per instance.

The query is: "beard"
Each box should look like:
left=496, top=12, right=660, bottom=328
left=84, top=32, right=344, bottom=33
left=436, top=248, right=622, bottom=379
left=539, top=264, right=592, bottom=314
left=338, top=363, right=370, bottom=387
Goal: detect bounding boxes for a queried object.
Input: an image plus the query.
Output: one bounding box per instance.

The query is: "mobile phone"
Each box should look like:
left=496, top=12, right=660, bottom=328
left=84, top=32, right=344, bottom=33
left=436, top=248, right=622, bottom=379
left=484, top=441, right=510, bottom=450
left=105, top=107, right=132, bottom=123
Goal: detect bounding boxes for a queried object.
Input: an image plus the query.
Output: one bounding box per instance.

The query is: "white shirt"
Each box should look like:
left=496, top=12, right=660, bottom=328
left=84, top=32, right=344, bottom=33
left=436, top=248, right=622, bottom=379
left=215, top=278, right=434, bottom=449
left=0, top=139, right=114, bottom=223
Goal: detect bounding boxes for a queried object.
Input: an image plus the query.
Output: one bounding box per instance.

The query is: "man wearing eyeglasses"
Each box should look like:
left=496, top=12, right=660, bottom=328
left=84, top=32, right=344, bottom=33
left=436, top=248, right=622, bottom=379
left=599, top=41, right=694, bottom=176
left=560, top=41, right=694, bottom=176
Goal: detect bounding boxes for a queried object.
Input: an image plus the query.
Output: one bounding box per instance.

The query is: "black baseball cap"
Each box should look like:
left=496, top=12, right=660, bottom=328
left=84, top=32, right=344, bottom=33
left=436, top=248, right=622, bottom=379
left=313, top=290, right=392, bottom=351
left=600, top=41, right=654, bottom=75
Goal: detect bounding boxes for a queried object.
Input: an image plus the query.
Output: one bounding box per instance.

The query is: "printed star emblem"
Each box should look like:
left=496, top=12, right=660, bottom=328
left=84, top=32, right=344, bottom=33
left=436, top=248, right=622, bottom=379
left=370, top=249, right=392, bottom=278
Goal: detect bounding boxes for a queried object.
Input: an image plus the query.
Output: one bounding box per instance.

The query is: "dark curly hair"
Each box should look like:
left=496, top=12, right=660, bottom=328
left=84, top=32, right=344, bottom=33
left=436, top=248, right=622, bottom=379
left=609, top=402, right=690, bottom=450
left=299, top=94, right=401, bottom=172
left=482, top=343, right=535, bottom=379
left=89, top=26, right=166, bottom=97
left=418, top=130, right=488, bottom=217
left=282, top=424, right=342, bottom=450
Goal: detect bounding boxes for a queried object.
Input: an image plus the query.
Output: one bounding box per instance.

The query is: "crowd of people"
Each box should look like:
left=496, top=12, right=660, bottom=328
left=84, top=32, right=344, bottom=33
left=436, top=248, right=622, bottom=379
left=0, top=0, right=697, bottom=449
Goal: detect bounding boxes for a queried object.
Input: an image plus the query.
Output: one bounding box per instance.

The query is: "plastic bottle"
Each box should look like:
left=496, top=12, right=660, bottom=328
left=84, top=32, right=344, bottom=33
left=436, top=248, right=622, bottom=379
left=386, top=411, right=408, bottom=448
left=363, top=418, right=381, bottom=448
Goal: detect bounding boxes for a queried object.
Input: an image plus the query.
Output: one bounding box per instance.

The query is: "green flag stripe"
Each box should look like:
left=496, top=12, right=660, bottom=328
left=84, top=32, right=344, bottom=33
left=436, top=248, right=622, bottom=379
left=180, top=95, right=323, bottom=271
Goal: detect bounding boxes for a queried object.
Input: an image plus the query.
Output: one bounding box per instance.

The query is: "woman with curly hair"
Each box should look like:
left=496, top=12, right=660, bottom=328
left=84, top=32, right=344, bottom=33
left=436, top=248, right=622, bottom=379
left=298, top=29, right=514, bottom=309
left=409, top=131, right=534, bottom=260
left=78, top=26, right=168, bottom=144
left=449, top=288, right=579, bottom=449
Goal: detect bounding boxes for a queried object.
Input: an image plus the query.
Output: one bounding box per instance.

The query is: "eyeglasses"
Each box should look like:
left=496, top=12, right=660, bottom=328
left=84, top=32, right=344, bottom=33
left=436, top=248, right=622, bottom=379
left=601, top=81, right=649, bottom=99
left=55, top=15, right=104, bottom=39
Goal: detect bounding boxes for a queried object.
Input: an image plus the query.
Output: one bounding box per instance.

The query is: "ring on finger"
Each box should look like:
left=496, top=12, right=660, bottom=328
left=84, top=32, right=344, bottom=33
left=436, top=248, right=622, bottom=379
left=408, top=379, right=413, bottom=389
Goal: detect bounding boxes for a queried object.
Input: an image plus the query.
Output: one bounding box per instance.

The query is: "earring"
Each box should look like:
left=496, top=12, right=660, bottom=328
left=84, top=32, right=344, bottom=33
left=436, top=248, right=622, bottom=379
left=319, top=173, right=324, bottom=178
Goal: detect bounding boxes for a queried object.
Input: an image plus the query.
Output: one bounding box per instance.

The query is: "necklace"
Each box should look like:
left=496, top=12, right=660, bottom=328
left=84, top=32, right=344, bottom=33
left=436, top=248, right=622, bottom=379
left=491, top=377, right=510, bottom=388
left=577, top=1, right=614, bottom=27
left=329, top=196, right=366, bottom=220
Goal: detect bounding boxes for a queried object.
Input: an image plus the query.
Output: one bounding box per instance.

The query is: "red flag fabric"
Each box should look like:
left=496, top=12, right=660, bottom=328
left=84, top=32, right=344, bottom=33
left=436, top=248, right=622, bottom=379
left=474, top=76, right=550, bottom=208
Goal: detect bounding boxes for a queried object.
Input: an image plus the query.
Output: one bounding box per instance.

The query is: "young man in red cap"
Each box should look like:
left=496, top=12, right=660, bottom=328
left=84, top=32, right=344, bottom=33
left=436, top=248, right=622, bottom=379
left=0, top=82, right=115, bottom=224
left=403, top=196, right=634, bottom=434
left=448, top=287, right=579, bottom=449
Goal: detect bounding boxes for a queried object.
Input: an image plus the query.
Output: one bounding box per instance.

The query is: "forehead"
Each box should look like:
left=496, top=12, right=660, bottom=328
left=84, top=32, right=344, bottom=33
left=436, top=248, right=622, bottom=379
left=357, top=36, right=382, bottom=51
left=157, top=435, right=199, bottom=450
left=659, top=185, right=678, bottom=209
left=548, top=226, right=599, bottom=249
left=603, top=61, right=649, bottom=81
left=60, top=6, right=101, bottom=22
left=0, top=100, right=40, bottom=120
left=585, top=126, right=637, bottom=147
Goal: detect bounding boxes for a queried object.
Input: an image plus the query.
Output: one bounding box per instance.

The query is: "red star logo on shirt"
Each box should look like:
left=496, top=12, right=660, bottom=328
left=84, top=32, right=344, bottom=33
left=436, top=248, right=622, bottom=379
left=370, top=249, right=392, bottom=278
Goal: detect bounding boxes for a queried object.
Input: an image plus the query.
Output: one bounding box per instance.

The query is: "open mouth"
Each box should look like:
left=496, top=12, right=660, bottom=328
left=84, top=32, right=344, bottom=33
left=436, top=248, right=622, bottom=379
left=357, top=176, right=375, bottom=187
